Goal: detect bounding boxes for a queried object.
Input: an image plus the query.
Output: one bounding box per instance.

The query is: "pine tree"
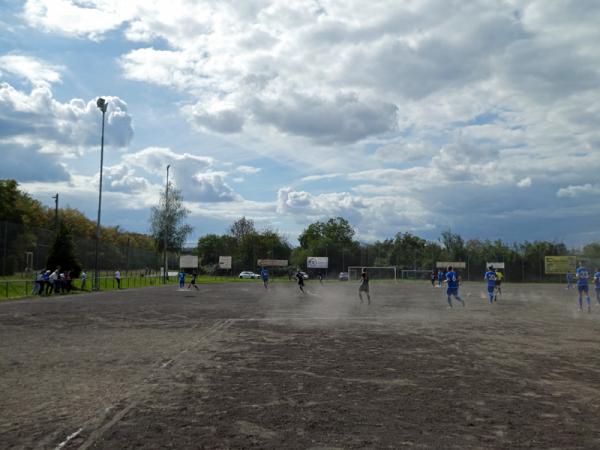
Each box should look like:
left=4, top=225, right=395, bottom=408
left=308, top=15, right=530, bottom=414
left=46, top=222, right=81, bottom=276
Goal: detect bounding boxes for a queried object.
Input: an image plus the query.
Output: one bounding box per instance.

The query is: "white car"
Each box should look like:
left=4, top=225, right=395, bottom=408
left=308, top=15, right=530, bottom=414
left=239, top=271, right=259, bottom=279
left=298, top=271, right=309, bottom=280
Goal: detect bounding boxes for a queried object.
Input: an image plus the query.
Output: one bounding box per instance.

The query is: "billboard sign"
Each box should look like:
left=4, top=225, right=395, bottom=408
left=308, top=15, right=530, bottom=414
left=180, top=255, right=198, bottom=269
left=218, top=256, right=232, bottom=269
left=307, top=256, right=329, bottom=269
left=486, top=262, right=505, bottom=269
left=257, top=259, right=288, bottom=267
left=545, top=256, right=577, bottom=274
left=436, top=261, right=466, bottom=269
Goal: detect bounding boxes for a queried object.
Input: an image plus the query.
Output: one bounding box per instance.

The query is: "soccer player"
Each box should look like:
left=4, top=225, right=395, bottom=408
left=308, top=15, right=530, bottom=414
left=359, top=268, right=371, bottom=304
left=437, top=270, right=444, bottom=287
left=484, top=266, right=497, bottom=304
left=187, top=272, right=200, bottom=291
left=566, top=272, right=574, bottom=289
left=575, top=262, right=591, bottom=312
left=594, top=268, right=600, bottom=304
left=444, top=265, right=465, bottom=308
left=495, top=269, right=504, bottom=299
left=178, top=270, right=186, bottom=289
left=430, top=271, right=436, bottom=287
left=260, top=267, right=269, bottom=289
left=296, top=269, right=305, bottom=293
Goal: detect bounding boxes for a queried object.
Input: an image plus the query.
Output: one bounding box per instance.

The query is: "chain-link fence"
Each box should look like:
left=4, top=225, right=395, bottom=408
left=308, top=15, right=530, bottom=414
left=0, top=220, right=175, bottom=278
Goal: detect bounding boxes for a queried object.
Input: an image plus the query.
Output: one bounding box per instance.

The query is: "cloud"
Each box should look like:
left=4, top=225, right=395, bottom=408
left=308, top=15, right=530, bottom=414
left=0, top=81, right=134, bottom=151
left=0, top=143, right=70, bottom=182
left=517, top=177, right=532, bottom=188
left=0, top=54, right=63, bottom=87
left=236, top=165, right=261, bottom=174
left=557, top=184, right=600, bottom=198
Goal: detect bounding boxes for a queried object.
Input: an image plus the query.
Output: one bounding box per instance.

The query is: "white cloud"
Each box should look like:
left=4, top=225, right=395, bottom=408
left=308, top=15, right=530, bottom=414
left=0, top=54, right=63, bottom=87
left=236, top=165, right=261, bottom=174
left=557, top=183, right=600, bottom=198
left=517, top=177, right=532, bottom=188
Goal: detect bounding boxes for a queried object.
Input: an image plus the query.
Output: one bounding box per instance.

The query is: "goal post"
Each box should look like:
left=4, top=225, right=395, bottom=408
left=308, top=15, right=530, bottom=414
left=348, top=266, right=397, bottom=281
left=400, top=269, right=432, bottom=280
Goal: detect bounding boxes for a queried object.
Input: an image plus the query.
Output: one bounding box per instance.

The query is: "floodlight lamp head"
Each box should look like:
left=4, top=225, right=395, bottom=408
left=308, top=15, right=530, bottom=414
left=96, top=97, right=107, bottom=112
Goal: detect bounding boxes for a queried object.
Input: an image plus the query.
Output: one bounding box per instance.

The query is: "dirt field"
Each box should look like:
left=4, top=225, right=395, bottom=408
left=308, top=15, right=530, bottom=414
left=2, top=280, right=600, bottom=449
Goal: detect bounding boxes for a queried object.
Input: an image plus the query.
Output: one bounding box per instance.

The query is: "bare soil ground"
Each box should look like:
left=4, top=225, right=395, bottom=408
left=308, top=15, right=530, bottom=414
left=2, top=281, right=600, bottom=449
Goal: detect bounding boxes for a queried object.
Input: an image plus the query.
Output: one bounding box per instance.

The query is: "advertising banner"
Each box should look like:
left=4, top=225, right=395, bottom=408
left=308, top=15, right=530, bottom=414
left=436, top=261, right=467, bottom=269
left=307, top=257, right=329, bottom=269
left=179, top=255, right=198, bottom=268
left=545, top=256, right=577, bottom=274
left=218, top=256, right=232, bottom=269
left=486, top=262, right=505, bottom=269
left=257, top=259, right=288, bottom=267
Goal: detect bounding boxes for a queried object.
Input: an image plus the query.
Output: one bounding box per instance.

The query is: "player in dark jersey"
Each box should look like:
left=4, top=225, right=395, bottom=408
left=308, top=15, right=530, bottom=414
left=359, top=268, right=371, bottom=304
left=296, top=270, right=305, bottom=293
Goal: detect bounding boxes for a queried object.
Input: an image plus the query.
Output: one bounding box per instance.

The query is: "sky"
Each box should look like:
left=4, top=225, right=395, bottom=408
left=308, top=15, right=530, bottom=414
left=0, top=0, right=599, bottom=247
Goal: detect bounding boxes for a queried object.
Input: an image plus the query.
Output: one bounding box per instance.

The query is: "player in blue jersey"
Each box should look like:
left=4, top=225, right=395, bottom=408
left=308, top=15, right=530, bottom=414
left=484, top=266, right=497, bottom=304
left=444, top=265, right=465, bottom=308
left=260, top=267, right=269, bottom=289
left=437, top=270, right=444, bottom=287
left=566, top=272, right=574, bottom=289
left=593, top=268, right=600, bottom=304
left=575, top=262, right=591, bottom=312
left=178, top=270, right=186, bottom=289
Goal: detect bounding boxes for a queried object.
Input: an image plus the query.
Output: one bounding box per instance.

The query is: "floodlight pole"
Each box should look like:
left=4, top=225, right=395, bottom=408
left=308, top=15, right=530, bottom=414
left=94, top=98, right=107, bottom=291
left=52, top=193, right=59, bottom=231
left=163, top=164, right=170, bottom=284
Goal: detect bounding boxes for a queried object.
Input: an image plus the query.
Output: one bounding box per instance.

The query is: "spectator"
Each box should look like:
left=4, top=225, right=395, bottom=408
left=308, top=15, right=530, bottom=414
left=80, top=270, right=87, bottom=291
left=34, top=270, right=44, bottom=295
left=115, top=269, right=121, bottom=289
left=47, top=269, right=59, bottom=295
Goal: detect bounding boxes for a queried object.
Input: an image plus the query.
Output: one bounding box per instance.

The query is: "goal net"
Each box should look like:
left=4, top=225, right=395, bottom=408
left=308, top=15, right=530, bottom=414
left=348, top=266, right=397, bottom=281
left=400, top=269, right=432, bottom=280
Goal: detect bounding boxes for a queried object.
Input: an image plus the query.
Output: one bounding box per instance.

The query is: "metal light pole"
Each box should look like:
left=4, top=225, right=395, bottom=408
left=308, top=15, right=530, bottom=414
left=52, top=193, right=59, bottom=231
left=94, top=98, right=107, bottom=291
left=163, top=164, right=170, bottom=284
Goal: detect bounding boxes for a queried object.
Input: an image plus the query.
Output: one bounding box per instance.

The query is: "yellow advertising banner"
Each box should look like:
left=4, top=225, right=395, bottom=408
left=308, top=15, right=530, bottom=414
left=544, top=256, right=577, bottom=274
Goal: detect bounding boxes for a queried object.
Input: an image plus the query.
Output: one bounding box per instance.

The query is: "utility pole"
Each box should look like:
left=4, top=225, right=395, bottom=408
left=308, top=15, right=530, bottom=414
left=94, top=97, right=107, bottom=291
left=52, top=193, right=59, bottom=231
left=163, top=164, right=170, bottom=284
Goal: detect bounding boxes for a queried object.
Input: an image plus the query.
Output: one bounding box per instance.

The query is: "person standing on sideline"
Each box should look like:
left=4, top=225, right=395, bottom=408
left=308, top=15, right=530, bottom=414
left=484, top=266, right=497, bottom=304
left=359, top=268, right=371, bottom=304
left=430, top=271, right=436, bottom=287
left=188, top=272, right=200, bottom=290
left=296, top=269, right=305, bottom=293
left=318, top=273, right=324, bottom=285
left=566, top=272, right=574, bottom=289
left=80, top=270, right=87, bottom=291
left=593, top=268, right=600, bottom=305
left=47, top=269, right=59, bottom=295
left=444, top=265, right=465, bottom=308
left=576, top=262, right=591, bottom=312
left=260, top=267, right=269, bottom=289
left=115, top=269, right=121, bottom=289
left=178, top=270, right=186, bottom=289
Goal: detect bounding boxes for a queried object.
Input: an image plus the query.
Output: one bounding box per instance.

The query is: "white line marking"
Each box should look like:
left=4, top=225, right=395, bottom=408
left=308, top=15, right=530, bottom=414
left=55, top=428, right=82, bottom=450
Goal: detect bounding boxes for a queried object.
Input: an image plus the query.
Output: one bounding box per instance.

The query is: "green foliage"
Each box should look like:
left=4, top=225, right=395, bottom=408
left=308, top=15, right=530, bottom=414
left=150, top=181, right=193, bottom=252
left=46, top=222, right=82, bottom=276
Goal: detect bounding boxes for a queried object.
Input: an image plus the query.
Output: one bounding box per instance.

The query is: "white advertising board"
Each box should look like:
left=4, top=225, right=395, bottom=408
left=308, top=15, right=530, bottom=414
left=486, top=262, right=505, bottom=269
left=436, top=261, right=467, bottom=269
left=180, top=255, right=198, bottom=268
left=307, top=257, right=329, bottom=269
left=218, top=256, right=232, bottom=269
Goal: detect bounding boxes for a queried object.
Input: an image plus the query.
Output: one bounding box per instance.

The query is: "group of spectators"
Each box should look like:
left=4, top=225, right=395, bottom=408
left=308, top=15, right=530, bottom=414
left=33, top=267, right=84, bottom=295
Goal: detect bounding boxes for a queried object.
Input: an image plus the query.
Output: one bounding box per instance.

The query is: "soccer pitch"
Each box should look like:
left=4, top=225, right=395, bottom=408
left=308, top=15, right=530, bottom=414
left=1, top=281, right=600, bottom=448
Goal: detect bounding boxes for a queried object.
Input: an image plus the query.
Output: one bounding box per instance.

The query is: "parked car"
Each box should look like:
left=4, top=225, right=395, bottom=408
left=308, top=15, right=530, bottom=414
left=338, top=271, right=349, bottom=281
left=239, top=271, right=259, bottom=279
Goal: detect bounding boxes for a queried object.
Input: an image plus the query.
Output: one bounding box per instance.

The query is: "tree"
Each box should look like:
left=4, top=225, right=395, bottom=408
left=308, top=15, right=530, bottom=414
left=229, top=217, right=255, bottom=241
left=150, top=181, right=193, bottom=253
left=46, top=222, right=81, bottom=276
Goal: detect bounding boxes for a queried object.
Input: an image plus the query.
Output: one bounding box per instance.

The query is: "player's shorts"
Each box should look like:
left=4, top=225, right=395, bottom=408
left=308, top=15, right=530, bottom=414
left=578, top=285, right=589, bottom=293
left=359, top=284, right=369, bottom=292
left=487, top=285, right=495, bottom=293
left=447, top=287, right=458, bottom=296
left=495, top=280, right=502, bottom=286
